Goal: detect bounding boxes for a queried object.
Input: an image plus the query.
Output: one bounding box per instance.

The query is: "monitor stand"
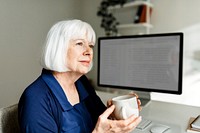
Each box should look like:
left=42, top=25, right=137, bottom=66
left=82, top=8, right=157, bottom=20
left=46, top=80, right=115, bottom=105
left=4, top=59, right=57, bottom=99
left=140, top=98, right=151, bottom=106
left=133, top=91, right=151, bottom=107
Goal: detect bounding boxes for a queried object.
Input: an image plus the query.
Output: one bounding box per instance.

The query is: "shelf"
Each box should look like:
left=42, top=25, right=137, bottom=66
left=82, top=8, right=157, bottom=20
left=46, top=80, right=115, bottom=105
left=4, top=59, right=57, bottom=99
left=106, top=0, right=153, bottom=35
left=108, top=1, right=153, bottom=10
left=116, top=23, right=153, bottom=29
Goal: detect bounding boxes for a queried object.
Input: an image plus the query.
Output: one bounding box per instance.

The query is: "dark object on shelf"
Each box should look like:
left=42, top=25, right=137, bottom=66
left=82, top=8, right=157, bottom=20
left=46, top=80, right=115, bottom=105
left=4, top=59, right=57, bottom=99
left=134, top=5, right=153, bottom=24
left=139, top=5, right=153, bottom=23
left=97, top=0, right=127, bottom=36
left=134, top=5, right=143, bottom=23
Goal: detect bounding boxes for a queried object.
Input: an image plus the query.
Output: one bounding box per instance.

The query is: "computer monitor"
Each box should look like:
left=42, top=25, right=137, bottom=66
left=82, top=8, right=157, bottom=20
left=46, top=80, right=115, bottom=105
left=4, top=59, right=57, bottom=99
left=97, top=32, right=183, bottom=94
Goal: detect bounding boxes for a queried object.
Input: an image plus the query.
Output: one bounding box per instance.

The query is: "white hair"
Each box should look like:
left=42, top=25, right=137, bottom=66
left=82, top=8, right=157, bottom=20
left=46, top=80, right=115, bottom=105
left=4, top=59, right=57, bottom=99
left=40, top=19, right=96, bottom=72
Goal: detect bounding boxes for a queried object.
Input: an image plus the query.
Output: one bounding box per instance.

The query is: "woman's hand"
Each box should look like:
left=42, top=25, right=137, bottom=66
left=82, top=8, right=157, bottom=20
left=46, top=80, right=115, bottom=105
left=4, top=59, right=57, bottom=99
left=92, top=105, right=142, bottom=133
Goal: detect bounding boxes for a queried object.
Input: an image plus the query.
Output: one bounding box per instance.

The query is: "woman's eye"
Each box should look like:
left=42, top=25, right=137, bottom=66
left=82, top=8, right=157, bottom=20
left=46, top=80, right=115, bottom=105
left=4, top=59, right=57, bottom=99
left=89, top=45, right=94, bottom=49
left=76, top=42, right=83, bottom=46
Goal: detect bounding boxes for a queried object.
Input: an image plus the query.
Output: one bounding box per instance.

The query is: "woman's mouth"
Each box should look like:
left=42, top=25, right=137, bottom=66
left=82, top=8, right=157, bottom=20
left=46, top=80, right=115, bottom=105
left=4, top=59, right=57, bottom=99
left=80, top=60, right=90, bottom=67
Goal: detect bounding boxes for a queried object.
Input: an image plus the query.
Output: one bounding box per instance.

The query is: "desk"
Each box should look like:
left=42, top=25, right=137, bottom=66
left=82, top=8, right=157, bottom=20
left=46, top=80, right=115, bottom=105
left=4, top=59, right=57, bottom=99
left=96, top=91, right=200, bottom=133
left=137, top=100, right=200, bottom=133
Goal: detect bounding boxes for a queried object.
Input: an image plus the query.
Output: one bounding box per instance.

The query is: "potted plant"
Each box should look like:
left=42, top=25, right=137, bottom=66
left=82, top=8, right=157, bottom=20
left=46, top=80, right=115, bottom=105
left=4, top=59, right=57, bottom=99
left=97, top=0, right=127, bottom=36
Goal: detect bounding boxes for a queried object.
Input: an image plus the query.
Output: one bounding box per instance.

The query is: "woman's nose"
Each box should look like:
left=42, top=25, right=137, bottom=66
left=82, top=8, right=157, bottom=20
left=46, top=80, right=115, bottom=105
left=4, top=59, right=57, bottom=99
left=83, top=51, right=90, bottom=56
left=83, top=45, right=92, bottom=56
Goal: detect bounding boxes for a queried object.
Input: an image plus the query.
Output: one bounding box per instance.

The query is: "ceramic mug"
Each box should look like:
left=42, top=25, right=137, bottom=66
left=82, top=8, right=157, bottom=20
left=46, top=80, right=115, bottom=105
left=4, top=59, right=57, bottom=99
left=112, top=94, right=139, bottom=120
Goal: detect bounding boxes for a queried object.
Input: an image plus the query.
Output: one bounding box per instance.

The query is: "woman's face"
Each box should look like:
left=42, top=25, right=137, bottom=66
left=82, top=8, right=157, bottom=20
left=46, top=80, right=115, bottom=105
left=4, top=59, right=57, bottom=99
left=66, top=36, right=94, bottom=74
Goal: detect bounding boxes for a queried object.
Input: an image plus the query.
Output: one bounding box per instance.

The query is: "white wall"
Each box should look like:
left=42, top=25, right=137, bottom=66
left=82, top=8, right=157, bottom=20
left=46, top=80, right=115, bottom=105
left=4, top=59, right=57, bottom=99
left=0, top=0, right=81, bottom=108
left=150, top=0, right=200, bottom=33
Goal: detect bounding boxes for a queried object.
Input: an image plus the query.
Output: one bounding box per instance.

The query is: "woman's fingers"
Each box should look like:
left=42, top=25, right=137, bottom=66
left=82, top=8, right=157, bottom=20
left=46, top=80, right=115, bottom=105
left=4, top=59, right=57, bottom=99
left=129, top=92, right=139, bottom=98
left=94, top=106, right=142, bottom=133
left=100, top=105, right=115, bottom=119
left=137, top=99, right=142, bottom=111
left=127, top=115, right=142, bottom=129
left=109, top=115, right=142, bottom=133
left=107, top=99, right=112, bottom=107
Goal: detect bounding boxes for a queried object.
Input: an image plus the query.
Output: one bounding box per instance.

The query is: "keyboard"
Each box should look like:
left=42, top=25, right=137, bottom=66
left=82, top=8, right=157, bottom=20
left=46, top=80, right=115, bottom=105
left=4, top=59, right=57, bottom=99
left=136, top=118, right=152, bottom=130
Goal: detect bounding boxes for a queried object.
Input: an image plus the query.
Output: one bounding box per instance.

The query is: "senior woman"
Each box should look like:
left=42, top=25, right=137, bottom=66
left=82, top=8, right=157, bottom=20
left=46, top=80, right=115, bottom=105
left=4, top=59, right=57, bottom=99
left=18, top=19, right=141, bottom=133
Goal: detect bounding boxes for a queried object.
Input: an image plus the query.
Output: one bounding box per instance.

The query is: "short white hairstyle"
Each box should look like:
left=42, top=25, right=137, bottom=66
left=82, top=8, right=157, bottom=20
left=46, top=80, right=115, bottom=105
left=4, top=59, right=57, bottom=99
left=40, top=19, right=96, bottom=72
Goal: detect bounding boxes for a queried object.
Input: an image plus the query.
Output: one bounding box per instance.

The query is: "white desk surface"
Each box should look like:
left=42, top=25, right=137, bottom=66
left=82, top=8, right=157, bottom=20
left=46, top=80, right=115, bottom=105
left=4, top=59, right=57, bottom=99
left=137, top=100, right=200, bottom=133
left=96, top=90, right=200, bottom=133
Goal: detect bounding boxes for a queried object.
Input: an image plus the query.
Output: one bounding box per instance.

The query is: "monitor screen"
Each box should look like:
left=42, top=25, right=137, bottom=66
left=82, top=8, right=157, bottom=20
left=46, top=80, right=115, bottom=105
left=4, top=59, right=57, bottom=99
left=98, top=32, right=183, bottom=94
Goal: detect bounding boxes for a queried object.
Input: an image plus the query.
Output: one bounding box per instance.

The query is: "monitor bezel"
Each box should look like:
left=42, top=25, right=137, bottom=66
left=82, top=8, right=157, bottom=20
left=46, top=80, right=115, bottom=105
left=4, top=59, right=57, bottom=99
left=97, top=32, right=183, bottom=95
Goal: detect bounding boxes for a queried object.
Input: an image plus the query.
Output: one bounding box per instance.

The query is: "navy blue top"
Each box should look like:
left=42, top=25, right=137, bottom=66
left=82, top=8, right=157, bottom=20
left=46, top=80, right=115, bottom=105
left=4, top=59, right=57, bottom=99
left=18, top=69, right=106, bottom=133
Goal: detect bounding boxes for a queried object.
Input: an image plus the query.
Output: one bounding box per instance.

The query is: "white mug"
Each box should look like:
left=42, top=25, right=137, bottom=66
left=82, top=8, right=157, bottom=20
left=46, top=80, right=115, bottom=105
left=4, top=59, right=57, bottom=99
left=112, top=94, right=139, bottom=120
